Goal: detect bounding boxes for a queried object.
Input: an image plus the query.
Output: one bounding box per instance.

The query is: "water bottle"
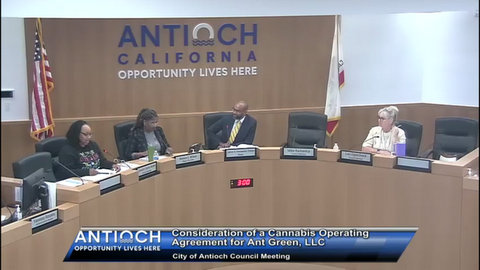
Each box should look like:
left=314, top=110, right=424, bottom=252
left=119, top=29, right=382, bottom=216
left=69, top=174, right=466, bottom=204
left=153, top=150, right=159, bottom=160
left=15, top=204, right=22, bottom=221
left=333, top=143, right=339, bottom=150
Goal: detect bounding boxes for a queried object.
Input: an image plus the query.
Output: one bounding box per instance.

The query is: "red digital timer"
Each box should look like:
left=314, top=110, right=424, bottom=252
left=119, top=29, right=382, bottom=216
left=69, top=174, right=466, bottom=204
left=230, top=178, right=254, bottom=188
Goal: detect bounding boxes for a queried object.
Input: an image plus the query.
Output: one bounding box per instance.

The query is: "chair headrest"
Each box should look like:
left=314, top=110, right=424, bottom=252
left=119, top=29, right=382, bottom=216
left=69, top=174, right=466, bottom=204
left=289, top=112, right=327, bottom=130
left=35, top=136, right=68, bottom=156
left=12, top=152, right=56, bottom=181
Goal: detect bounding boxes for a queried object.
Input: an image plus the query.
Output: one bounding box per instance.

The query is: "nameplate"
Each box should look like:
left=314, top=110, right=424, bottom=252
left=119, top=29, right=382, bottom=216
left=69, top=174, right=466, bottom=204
left=281, top=147, right=317, bottom=160
left=175, top=152, right=204, bottom=169
left=224, top=148, right=259, bottom=161
left=98, top=174, right=124, bottom=195
left=338, top=150, right=373, bottom=166
left=394, top=156, right=432, bottom=173
left=135, top=161, right=159, bottom=180
left=30, top=208, right=62, bottom=234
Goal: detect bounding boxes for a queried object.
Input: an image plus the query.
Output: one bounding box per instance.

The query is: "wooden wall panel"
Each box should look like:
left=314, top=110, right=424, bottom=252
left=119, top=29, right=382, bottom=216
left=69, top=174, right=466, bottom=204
left=24, top=17, right=334, bottom=118
left=461, top=180, right=479, bottom=270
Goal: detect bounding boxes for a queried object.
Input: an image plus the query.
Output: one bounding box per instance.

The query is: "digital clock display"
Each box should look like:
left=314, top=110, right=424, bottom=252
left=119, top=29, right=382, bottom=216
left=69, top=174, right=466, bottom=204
left=230, top=178, right=254, bottom=189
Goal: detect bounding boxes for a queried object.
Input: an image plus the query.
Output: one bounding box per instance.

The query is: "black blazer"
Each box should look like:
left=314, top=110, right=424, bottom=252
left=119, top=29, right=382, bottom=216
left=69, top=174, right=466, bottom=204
left=207, top=114, right=257, bottom=148
left=124, top=126, right=170, bottom=160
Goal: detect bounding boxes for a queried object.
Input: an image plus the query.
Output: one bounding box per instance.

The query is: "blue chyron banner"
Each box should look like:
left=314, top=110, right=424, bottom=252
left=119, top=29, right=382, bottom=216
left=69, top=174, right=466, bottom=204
left=64, top=227, right=417, bottom=262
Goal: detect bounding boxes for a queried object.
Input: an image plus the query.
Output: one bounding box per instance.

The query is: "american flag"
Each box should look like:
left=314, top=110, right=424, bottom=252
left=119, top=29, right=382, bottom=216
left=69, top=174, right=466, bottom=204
left=30, top=18, right=55, bottom=141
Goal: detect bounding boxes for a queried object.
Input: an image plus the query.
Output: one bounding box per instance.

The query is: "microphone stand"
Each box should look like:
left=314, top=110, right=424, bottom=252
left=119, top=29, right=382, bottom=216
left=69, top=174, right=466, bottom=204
left=103, top=149, right=131, bottom=169
left=53, top=160, right=86, bottom=185
left=364, top=135, right=380, bottom=144
left=351, top=135, right=380, bottom=151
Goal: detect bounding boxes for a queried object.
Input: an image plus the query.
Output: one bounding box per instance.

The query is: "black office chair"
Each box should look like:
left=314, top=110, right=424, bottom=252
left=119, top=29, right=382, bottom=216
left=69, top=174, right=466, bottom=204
left=426, top=117, right=478, bottom=160
left=287, top=112, right=328, bottom=148
left=35, top=136, right=68, bottom=156
left=397, top=120, right=423, bottom=157
left=12, top=152, right=56, bottom=182
left=113, top=120, right=136, bottom=161
left=35, top=136, right=68, bottom=180
left=203, top=112, right=231, bottom=150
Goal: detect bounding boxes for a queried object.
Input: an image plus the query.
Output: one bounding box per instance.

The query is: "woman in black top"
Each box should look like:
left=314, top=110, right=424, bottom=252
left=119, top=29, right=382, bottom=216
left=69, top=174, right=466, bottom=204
left=58, top=120, right=119, bottom=179
left=125, top=108, right=173, bottom=160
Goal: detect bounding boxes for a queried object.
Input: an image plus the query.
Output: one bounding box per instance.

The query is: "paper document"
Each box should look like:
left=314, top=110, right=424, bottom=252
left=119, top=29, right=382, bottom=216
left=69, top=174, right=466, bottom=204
left=119, top=162, right=140, bottom=171
left=1, top=215, right=6, bottom=222
left=82, top=174, right=113, bottom=182
left=237, top=144, right=259, bottom=148
left=57, top=178, right=84, bottom=187
left=139, top=155, right=169, bottom=161
left=96, top=169, right=117, bottom=174
left=221, top=144, right=259, bottom=149
left=45, top=182, right=57, bottom=208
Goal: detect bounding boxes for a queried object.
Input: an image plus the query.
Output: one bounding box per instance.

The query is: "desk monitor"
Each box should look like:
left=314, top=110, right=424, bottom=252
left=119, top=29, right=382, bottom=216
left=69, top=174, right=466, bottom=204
left=22, top=168, right=49, bottom=217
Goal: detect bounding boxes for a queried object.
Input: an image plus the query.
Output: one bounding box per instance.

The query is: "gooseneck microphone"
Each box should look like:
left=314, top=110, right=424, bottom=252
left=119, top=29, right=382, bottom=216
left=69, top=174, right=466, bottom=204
left=362, top=135, right=380, bottom=151
left=52, top=160, right=85, bottom=185
left=350, top=135, right=380, bottom=151
left=364, top=135, right=380, bottom=143
left=103, top=149, right=131, bottom=169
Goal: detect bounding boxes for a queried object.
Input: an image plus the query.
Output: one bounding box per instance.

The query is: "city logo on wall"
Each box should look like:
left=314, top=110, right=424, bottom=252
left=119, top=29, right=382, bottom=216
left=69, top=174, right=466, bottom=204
left=192, top=23, right=215, bottom=46
left=116, top=22, right=259, bottom=80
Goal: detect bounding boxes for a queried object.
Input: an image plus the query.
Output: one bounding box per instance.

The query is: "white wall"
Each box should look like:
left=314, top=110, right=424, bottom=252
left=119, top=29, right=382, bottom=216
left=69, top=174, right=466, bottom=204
left=1, top=0, right=477, bottom=18
left=1, top=18, right=29, bottom=121
left=340, top=11, right=479, bottom=107
left=420, top=12, right=479, bottom=106
left=341, top=14, right=424, bottom=106
left=1, top=11, right=478, bottom=121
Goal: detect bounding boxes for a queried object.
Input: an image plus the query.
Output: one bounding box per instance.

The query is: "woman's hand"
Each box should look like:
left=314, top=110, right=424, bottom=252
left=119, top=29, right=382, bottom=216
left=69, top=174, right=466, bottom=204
left=133, top=151, right=148, bottom=159
left=112, top=164, right=121, bottom=172
left=377, top=150, right=392, bottom=155
left=89, top=169, right=98, bottom=176
left=393, top=126, right=401, bottom=143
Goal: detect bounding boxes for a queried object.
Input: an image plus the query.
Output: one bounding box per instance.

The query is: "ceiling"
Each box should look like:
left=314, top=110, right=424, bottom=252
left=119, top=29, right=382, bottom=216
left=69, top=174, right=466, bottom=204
left=1, top=0, right=479, bottom=18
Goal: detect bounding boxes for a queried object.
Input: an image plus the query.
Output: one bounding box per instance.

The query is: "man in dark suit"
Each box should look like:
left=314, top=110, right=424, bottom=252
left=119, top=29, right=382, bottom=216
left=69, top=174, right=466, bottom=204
left=207, top=101, right=257, bottom=149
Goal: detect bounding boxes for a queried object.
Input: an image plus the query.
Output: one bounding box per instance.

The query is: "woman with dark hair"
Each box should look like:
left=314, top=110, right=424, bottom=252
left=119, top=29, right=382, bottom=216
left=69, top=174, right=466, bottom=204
left=58, top=120, right=120, bottom=179
left=125, top=108, right=173, bottom=160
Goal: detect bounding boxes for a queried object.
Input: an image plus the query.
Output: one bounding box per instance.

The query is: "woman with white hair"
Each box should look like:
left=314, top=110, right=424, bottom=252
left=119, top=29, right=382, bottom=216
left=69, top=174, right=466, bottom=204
left=362, top=106, right=406, bottom=155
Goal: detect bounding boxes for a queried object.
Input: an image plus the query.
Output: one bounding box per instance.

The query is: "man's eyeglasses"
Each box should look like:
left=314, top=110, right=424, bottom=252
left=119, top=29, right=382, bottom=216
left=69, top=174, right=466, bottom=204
left=80, top=132, right=93, bottom=137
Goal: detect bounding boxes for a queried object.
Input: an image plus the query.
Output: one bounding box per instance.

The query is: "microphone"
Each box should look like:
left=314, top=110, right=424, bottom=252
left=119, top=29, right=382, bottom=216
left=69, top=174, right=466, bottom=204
left=103, top=149, right=131, bottom=169
left=364, top=135, right=380, bottom=143
left=52, top=160, right=85, bottom=185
